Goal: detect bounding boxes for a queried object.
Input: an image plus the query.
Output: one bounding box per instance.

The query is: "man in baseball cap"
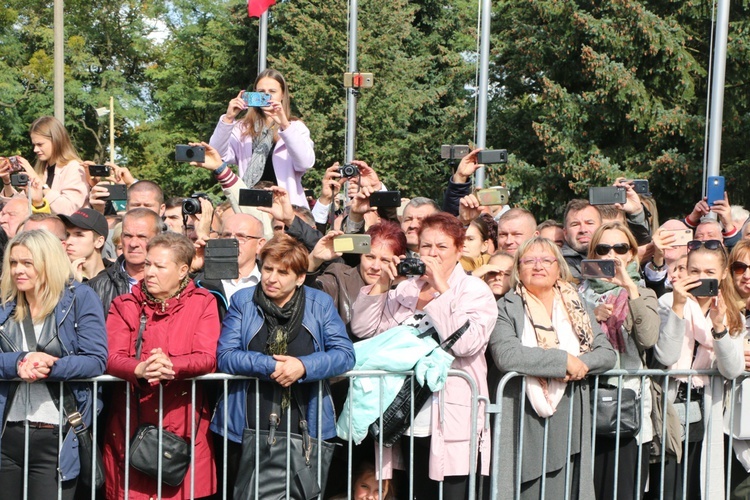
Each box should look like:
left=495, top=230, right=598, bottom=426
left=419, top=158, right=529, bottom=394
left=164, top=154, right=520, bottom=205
left=59, top=208, right=109, bottom=283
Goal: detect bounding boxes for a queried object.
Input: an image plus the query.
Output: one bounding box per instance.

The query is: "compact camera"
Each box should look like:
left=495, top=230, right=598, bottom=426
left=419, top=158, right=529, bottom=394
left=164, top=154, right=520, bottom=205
left=397, top=258, right=426, bottom=277
left=182, top=192, right=209, bottom=216
left=10, top=172, right=28, bottom=187
left=338, top=163, right=360, bottom=178
left=242, top=92, right=271, bottom=107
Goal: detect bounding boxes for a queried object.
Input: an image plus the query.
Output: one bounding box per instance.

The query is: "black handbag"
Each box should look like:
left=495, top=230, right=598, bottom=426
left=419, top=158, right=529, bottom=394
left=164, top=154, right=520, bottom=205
left=368, top=320, right=470, bottom=447
left=21, top=314, right=105, bottom=490
left=591, top=383, right=641, bottom=438
left=127, top=313, right=191, bottom=487
left=234, top=389, right=336, bottom=500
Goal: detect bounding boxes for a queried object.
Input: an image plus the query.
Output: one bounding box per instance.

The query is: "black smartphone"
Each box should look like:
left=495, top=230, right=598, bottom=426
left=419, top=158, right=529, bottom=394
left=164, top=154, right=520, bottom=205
left=440, top=145, right=470, bottom=160
left=689, top=278, right=719, bottom=297
left=369, top=191, right=401, bottom=208
left=630, top=179, right=649, bottom=195
left=103, top=184, right=128, bottom=201
left=204, top=239, right=239, bottom=280
left=476, top=149, right=508, bottom=165
left=238, top=189, right=273, bottom=207
left=581, top=259, right=617, bottom=279
left=174, top=145, right=205, bottom=163
left=589, top=187, right=626, bottom=205
left=88, top=164, right=110, bottom=177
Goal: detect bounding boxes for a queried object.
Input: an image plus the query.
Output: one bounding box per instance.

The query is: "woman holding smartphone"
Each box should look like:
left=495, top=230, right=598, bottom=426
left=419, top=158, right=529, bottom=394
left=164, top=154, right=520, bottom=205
left=651, top=239, right=745, bottom=499
left=0, top=116, right=89, bottom=215
left=209, top=69, right=315, bottom=208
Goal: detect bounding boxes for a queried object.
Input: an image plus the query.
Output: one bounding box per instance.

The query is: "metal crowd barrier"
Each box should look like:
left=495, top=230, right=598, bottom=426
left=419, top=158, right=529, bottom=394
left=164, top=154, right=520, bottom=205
left=487, top=368, right=749, bottom=500
left=11, top=369, right=481, bottom=500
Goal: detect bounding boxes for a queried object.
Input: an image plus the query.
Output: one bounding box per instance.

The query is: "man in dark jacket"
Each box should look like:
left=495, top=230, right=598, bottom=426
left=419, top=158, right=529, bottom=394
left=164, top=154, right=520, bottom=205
left=87, top=208, right=162, bottom=316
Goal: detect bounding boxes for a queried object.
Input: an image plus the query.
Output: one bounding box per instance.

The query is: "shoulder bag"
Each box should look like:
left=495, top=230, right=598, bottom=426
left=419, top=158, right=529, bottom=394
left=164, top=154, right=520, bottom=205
left=127, top=313, right=191, bottom=487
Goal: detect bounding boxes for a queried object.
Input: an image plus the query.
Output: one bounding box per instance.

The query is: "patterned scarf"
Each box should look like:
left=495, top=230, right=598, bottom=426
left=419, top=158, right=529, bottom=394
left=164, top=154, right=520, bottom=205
left=141, top=275, right=191, bottom=313
left=242, top=126, right=275, bottom=188
left=253, top=284, right=306, bottom=409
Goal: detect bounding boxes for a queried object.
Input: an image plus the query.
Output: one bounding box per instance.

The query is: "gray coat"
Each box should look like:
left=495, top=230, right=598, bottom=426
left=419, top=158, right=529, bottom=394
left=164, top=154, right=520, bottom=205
left=489, top=289, right=617, bottom=500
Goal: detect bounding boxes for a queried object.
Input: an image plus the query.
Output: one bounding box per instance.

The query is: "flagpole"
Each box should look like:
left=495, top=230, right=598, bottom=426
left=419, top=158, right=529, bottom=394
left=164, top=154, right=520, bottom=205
left=704, top=0, right=730, bottom=191
left=258, top=10, right=268, bottom=72
left=54, top=0, right=64, bottom=123
left=474, top=0, right=491, bottom=189
left=344, top=0, right=359, bottom=163
left=109, top=96, right=115, bottom=164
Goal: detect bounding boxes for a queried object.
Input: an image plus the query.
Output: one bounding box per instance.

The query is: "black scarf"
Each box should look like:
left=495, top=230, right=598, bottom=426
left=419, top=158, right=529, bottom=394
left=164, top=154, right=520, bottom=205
left=254, top=284, right=305, bottom=410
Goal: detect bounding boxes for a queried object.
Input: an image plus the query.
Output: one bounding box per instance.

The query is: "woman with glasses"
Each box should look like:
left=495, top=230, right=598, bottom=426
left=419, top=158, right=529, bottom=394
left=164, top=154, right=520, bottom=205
left=351, top=212, right=497, bottom=500
left=578, top=222, right=659, bottom=500
left=651, top=238, right=745, bottom=499
left=489, top=236, right=616, bottom=499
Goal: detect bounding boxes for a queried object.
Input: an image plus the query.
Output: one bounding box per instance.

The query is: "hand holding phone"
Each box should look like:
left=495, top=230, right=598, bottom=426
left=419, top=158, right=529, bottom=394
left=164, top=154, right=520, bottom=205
left=581, top=259, right=617, bottom=279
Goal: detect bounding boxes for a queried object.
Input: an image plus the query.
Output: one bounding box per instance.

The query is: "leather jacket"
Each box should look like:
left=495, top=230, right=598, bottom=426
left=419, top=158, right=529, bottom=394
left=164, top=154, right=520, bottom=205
left=86, top=255, right=131, bottom=317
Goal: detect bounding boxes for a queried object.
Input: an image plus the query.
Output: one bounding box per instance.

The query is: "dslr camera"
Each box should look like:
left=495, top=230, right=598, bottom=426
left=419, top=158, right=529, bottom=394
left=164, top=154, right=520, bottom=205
left=338, top=163, right=359, bottom=178
left=182, top=192, right=210, bottom=216
left=397, top=258, right=426, bottom=277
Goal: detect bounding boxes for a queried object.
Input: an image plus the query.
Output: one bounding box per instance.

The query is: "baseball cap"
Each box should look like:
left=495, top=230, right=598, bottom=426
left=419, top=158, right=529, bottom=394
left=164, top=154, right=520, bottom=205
left=59, top=209, right=109, bottom=239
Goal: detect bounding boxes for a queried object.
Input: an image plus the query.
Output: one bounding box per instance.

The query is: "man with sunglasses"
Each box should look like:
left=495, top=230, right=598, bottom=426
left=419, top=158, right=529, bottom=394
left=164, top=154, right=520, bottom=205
left=685, top=192, right=743, bottom=249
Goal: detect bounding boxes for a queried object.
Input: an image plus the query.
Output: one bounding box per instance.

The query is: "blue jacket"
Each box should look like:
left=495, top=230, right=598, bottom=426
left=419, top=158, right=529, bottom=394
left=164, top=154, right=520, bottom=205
left=0, top=282, right=108, bottom=481
left=210, top=285, right=355, bottom=443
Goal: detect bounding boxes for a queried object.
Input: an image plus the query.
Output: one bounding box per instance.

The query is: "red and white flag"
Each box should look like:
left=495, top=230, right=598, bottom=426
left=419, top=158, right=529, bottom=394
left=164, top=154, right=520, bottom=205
left=248, top=0, right=275, bottom=17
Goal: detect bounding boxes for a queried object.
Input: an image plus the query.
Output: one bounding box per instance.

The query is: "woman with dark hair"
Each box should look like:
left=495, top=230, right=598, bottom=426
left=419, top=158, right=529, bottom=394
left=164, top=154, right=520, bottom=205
left=351, top=212, right=497, bottom=500
left=461, top=214, right=497, bottom=272
left=210, top=234, right=355, bottom=496
left=209, top=69, right=315, bottom=207
left=0, top=116, right=90, bottom=215
left=307, top=220, right=407, bottom=334
left=578, top=221, right=659, bottom=500
left=104, top=232, right=221, bottom=499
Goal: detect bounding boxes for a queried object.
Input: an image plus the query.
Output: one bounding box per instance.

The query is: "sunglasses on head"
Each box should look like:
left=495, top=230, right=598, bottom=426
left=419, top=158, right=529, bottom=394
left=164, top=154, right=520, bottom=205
left=594, top=243, right=631, bottom=256
left=687, top=239, right=723, bottom=252
left=731, top=261, right=750, bottom=275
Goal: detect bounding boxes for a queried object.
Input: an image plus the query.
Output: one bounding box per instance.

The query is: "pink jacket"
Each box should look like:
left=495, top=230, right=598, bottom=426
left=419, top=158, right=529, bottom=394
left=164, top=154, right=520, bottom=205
left=4, top=160, right=90, bottom=215
left=350, top=264, right=497, bottom=480
left=209, top=116, right=315, bottom=207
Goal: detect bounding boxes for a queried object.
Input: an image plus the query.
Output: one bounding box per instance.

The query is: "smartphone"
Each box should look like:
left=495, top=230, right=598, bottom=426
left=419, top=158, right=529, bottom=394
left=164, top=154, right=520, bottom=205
left=476, top=149, right=508, bottom=165
left=88, top=164, right=110, bottom=177
left=174, top=145, right=205, bottom=163
left=369, top=191, right=401, bottom=208
left=103, top=184, right=128, bottom=202
left=689, top=278, right=719, bottom=297
left=204, top=239, right=240, bottom=280
left=706, top=176, right=725, bottom=206
left=630, top=179, right=649, bottom=195
left=333, top=234, right=371, bottom=254
left=238, top=189, right=273, bottom=207
left=7, top=156, right=23, bottom=173
left=581, top=259, right=617, bottom=279
left=662, top=228, right=693, bottom=247
left=475, top=187, right=509, bottom=206
left=589, top=186, right=626, bottom=205
left=440, top=145, right=470, bottom=160
left=242, top=91, right=271, bottom=107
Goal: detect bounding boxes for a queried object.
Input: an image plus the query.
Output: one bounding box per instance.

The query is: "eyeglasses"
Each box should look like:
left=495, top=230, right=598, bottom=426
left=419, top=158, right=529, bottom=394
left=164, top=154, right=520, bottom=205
left=220, top=233, right=263, bottom=244
left=731, top=261, right=750, bottom=275
left=687, top=239, right=723, bottom=252
left=519, top=257, right=558, bottom=268
left=594, top=243, right=631, bottom=256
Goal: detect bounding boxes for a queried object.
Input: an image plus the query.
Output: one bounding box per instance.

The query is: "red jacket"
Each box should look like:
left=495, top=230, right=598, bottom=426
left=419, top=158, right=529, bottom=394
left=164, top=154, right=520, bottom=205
left=103, top=281, right=220, bottom=500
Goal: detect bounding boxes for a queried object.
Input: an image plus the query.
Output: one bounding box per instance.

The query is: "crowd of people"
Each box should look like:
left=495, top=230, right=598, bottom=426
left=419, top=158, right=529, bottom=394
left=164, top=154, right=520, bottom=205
left=0, top=67, right=749, bottom=500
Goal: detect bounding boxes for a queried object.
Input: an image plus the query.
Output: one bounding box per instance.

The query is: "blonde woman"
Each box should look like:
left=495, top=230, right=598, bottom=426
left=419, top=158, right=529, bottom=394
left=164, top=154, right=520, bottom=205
left=0, top=230, right=107, bottom=499
left=0, top=116, right=90, bottom=215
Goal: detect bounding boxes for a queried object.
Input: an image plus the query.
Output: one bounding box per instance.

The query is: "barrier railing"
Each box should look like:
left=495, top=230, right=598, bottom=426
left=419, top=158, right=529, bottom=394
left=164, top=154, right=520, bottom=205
left=487, top=368, right=749, bottom=500
left=8, top=369, right=481, bottom=500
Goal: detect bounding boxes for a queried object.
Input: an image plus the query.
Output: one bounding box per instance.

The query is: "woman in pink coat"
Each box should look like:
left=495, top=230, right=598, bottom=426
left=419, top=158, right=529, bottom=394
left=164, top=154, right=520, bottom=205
left=350, top=212, right=497, bottom=500
left=209, top=68, right=315, bottom=207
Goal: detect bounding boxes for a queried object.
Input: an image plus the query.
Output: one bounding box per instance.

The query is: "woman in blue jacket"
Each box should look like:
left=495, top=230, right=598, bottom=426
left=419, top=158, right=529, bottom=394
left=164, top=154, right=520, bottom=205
left=210, top=234, right=355, bottom=496
left=0, top=229, right=108, bottom=499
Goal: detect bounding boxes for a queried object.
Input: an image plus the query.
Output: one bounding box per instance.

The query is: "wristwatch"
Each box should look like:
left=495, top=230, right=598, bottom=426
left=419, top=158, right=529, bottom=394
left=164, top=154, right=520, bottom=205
left=711, top=327, right=728, bottom=340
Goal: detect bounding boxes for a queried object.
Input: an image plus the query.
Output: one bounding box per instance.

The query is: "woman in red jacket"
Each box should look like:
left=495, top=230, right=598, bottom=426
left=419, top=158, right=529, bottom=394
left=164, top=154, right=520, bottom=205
left=103, top=232, right=221, bottom=499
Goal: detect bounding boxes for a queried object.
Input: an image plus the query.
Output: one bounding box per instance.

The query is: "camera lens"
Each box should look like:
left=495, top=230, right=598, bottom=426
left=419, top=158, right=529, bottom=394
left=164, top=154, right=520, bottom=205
left=186, top=149, right=195, bottom=159
left=182, top=198, right=201, bottom=216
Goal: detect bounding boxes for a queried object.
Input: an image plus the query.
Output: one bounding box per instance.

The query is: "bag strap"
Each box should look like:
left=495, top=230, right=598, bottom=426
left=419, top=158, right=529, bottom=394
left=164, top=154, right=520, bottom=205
left=417, top=319, right=471, bottom=352
left=22, top=313, right=88, bottom=434
left=133, top=312, right=148, bottom=424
